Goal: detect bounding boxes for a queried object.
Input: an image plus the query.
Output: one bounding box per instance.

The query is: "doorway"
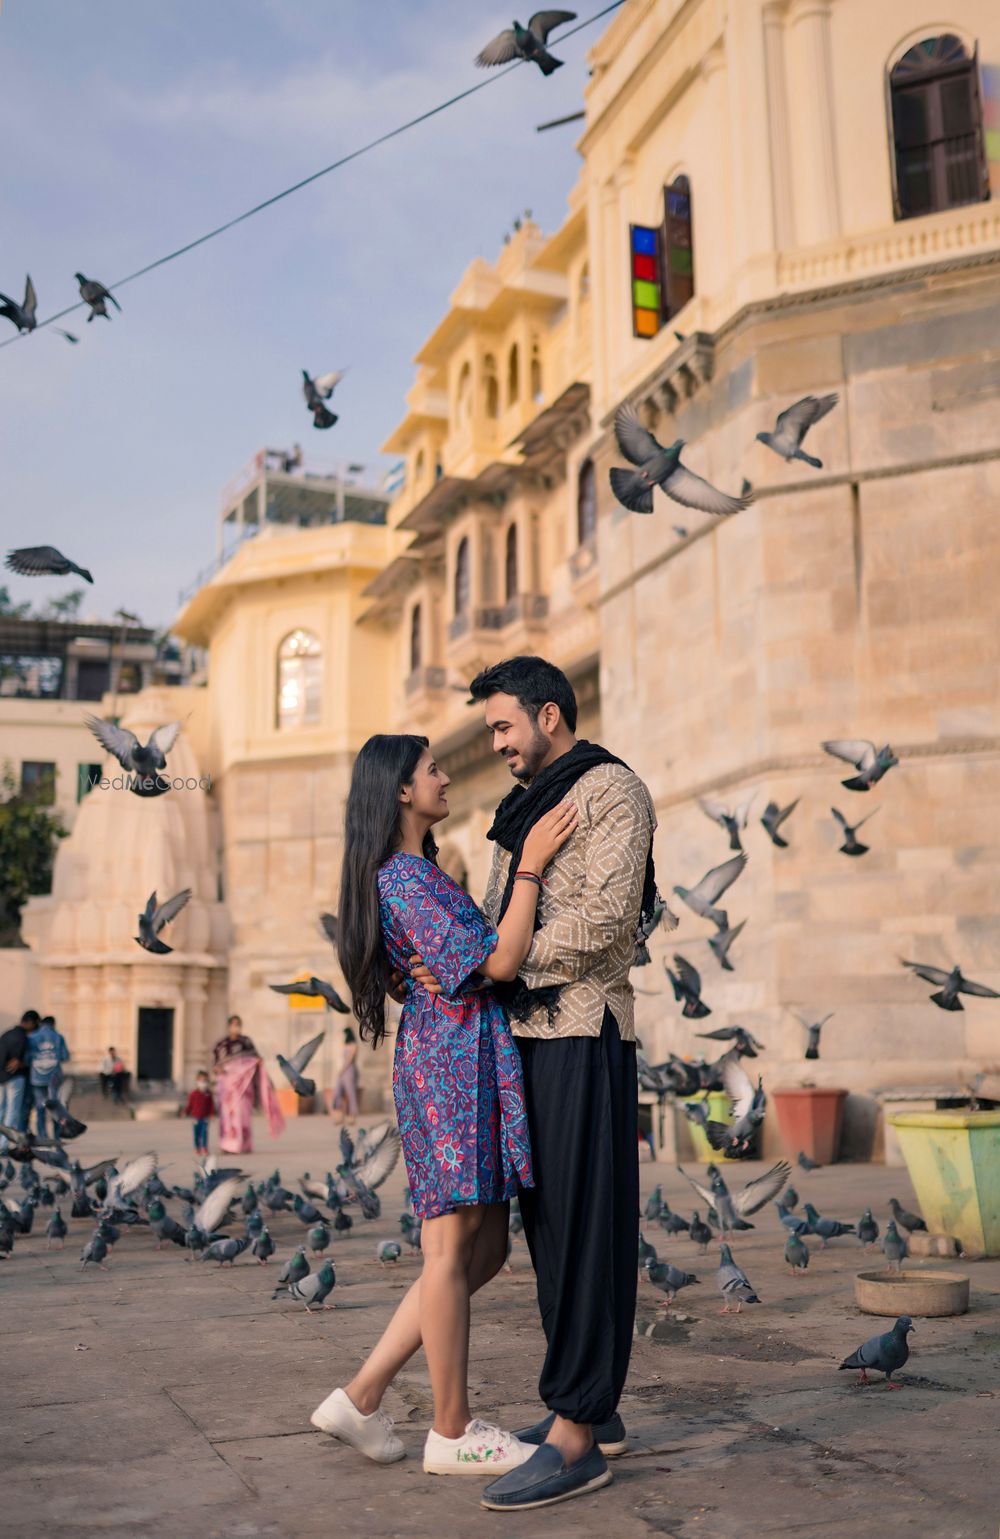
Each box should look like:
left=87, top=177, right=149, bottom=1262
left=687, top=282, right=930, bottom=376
left=137, top=1007, right=174, bottom=1080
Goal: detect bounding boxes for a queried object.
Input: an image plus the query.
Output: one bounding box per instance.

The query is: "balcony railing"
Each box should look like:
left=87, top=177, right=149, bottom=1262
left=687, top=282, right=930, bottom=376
left=500, top=593, right=549, bottom=627
left=404, top=665, right=448, bottom=697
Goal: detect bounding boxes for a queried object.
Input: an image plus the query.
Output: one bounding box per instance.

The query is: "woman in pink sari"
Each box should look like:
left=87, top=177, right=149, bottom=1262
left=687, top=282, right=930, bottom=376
left=212, top=1015, right=285, bottom=1154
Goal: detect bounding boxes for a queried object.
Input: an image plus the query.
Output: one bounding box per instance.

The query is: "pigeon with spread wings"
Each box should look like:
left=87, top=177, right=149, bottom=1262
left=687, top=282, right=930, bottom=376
left=5, top=545, right=93, bottom=583
left=673, top=851, right=748, bottom=931
left=277, top=1031, right=325, bottom=1098
left=610, top=404, right=752, bottom=517
left=135, top=889, right=191, bottom=954
left=269, top=975, right=350, bottom=1013
left=84, top=715, right=182, bottom=796
left=475, top=11, right=577, bottom=74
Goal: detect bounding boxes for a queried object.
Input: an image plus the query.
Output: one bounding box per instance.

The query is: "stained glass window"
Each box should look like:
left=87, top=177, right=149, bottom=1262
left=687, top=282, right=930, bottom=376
left=629, top=225, right=662, bottom=338
left=889, top=35, right=988, bottom=219
left=661, top=175, right=694, bottom=318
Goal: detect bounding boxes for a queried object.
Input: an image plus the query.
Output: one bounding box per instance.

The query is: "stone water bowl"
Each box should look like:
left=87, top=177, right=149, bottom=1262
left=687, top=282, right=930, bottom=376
left=854, top=1269, right=969, bottom=1318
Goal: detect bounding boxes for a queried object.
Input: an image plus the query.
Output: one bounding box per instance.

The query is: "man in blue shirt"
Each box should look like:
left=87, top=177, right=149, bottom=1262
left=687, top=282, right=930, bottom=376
left=0, top=1010, right=41, bottom=1150
left=26, top=1014, right=70, bottom=1138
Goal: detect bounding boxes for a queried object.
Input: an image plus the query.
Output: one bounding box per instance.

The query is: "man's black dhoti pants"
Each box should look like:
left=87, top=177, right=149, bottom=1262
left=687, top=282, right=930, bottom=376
left=515, top=1006, right=639, bottom=1427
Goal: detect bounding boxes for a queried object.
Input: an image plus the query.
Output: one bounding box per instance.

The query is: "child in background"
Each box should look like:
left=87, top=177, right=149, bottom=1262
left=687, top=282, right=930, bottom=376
left=184, top=1070, right=214, bottom=1157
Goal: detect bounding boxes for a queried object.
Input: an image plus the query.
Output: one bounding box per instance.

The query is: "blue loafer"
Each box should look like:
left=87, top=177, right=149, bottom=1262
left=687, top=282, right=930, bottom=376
left=513, top=1409, right=628, bottom=1457
left=480, top=1442, right=611, bottom=1510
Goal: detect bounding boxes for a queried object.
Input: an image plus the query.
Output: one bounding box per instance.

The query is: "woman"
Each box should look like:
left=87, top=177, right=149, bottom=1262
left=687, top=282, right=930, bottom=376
left=212, top=1014, right=284, bottom=1154
left=329, top=1026, right=359, bottom=1120
left=310, top=733, right=576, bottom=1477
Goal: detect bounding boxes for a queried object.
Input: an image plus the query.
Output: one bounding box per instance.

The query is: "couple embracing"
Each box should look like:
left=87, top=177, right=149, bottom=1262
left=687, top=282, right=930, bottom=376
left=310, top=656, right=658, bottom=1512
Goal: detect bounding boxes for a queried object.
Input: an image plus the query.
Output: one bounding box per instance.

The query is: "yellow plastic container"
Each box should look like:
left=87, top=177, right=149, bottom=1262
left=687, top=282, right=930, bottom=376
left=681, top=1091, right=736, bottom=1162
left=887, top=1110, right=1000, bottom=1259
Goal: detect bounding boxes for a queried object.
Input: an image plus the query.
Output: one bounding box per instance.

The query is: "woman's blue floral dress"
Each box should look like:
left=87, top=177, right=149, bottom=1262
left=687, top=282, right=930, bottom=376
left=378, top=853, right=534, bottom=1220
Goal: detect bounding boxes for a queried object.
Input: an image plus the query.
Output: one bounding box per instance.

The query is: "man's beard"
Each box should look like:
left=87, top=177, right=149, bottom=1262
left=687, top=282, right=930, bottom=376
left=508, top=721, right=549, bottom=782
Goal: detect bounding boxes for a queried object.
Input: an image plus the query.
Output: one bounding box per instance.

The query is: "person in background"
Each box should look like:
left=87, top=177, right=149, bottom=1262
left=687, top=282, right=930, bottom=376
left=0, top=1010, right=41, bottom=1151
left=26, top=1014, right=70, bottom=1138
left=100, top=1046, right=132, bottom=1108
left=211, top=1014, right=283, bottom=1155
left=329, top=1025, right=360, bottom=1121
left=211, top=1014, right=256, bottom=1067
left=184, top=1070, right=214, bottom=1158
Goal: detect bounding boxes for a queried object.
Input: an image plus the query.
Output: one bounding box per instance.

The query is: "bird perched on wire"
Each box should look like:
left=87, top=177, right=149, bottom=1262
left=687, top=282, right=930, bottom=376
left=0, top=274, right=76, bottom=342
left=705, top=1051, right=766, bottom=1160
left=899, top=958, right=1000, bottom=1012
left=678, top=1160, right=791, bottom=1238
left=831, top=805, right=879, bottom=856
left=821, top=738, right=898, bottom=792
left=698, top=794, right=756, bottom=853
left=301, top=368, right=344, bottom=430
left=5, top=545, right=94, bottom=584
left=276, top=1031, right=326, bottom=1098
left=791, top=1011, right=835, bottom=1061
left=474, top=11, right=576, bottom=74
left=269, top=976, right=350, bottom=1013
left=273, top=1258, right=336, bottom=1311
left=756, top=394, right=838, bottom=469
left=135, top=889, right=191, bottom=955
left=888, top=1197, right=927, bottom=1234
left=83, top=715, right=183, bottom=795
left=76, top=273, right=121, bottom=322
left=839, top=1316, right=913, bottom=1388
left=673, top=852, right=748, bottom=931
left=695, top=1025, right=765, bottom=1058
left=760, top=797, right=800, bottom=848
left=609, top=404, right=752, bottom=517
left=716, top=1243, right=759, bottom=1313
left=708, top=918, right=747, bottom=972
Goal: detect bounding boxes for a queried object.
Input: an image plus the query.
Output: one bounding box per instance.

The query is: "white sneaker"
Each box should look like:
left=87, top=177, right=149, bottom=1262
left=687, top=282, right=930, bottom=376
left=423, top=1418, right=534, bottom=1476
left=310, top=1387, right=405, bottom=1463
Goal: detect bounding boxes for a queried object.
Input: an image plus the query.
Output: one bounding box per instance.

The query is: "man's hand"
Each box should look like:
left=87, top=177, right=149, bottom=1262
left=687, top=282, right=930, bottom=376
left=408, top=953, right=442, bottom=995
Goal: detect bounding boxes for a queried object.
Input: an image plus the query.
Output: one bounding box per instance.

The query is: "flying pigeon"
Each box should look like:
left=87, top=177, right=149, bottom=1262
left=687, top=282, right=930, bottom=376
left=645, top=1257, right=700, bottom=1307
left=270, top=976, right=350, bottom=1013
left=899, top=958, right=1000, bottom=1012
left=705, top=1051, right=766, bottom=1159
left=610, top=404, right=751, bottom=517
left=102, top=1153, right=159, bottom=1216
left=802, top=1203, right=856, bottom=1248
left=761, top=797, right=800, bottom=848
left=474, top=11, right=576, bottom=75
left=716, top=1242, right=759, bottom=1312
left=276, top=1031, right=325, bottom=1097
left=319, top=912, right=339, bottom=946
left=135, top=889, right=191, bottom=955
left=698, top=793, right=756, bottom=853
left=632, top=893, right=679, bottom=966
left=839, top=1316, right=913, bottom=1388
left=784, top=1232, right=810, bottom=1274
left=377, top=1240, right=402, bottom=1266
left=756, top=394, right=838, bottom=469
left=695, top=1025, right=764, bottom=1057
left=707, top=918, right=748, bottom=972
left=83, top=715, right=182, bottom=795
left=184, top=1176, right=243, bottom=1258
left=665, top=955, right=711, bottom=1018
left=888, top=1197, right=927, bottom=1234
left=677, top=1160, right=791, bottom=1238
left=832, top=804, right=879, bottom=856
left=683, top=1099, right=708, bottom=1128
left=302, top=369, right=344, bottom=430
left=821, top=738, right=898, bottom=792
left=0, top=274, right=38, bottom=333
left=881, top=1220, right=908, bottom=1270
left=797, top=1151, right=821, bottom=1172
left=44, top=1084, right=87, bottom=1140
left=273, top=1258, right=336, bottom=1311
left=792, top=1011, right=835, bottom=1060
left=673, top=852, right=748, bottom=931
left=857, top=1209, right=879, bottom=1248
left=76, top=273, right=121, bottom=322
left=5, top=546, right=94, bottom=583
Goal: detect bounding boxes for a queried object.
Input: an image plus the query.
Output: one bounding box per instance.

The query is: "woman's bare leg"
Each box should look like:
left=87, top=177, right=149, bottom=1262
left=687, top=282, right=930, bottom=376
left=344, top=1202, right=509, bottom=1417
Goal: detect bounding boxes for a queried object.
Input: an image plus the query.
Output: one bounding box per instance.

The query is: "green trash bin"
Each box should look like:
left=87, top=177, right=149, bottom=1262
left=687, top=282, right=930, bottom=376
left=681, top=1091, right=735, bottom=1162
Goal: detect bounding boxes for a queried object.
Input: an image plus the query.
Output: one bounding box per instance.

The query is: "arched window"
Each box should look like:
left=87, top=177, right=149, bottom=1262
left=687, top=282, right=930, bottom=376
left=484, top=354, right=500, bottom=419
left=504, top=525, right=519, bottom=601
left=662, top=173, right=694, bottom=318
left=409, top=603, right=422, bottom=673
left=530, top=343, right=543, bottom=404
left=506, top=343, right=520, bottom=406
left=455, top=361, right=472, bottom=425
left=276, top=628, right=322, bottom=729
left=577, top=458, right=597, bottom=546
left=889, top=36, right=988, bottom=219
left=453, top=537, right=471, bottom=618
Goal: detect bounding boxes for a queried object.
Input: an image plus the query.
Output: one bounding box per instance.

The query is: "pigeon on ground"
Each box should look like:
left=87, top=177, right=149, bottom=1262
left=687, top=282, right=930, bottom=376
left=678, top=1160, right=791, bottom=1238
left=46, top=1209, right=67, bottom=1248
left=475, top=11, right=576, bottom=74
left=638, top=1231, right=658, bottom=1270
left=102, top=1153, right=159, bottom=1216
left=776, top=1200, right=810, bottom=1237
left=698, top=794, right=756, bottom=853
left=761, top=797, right=800, bottom=848
left=708, top=918, right=747, bottom=972
left=277, top=1032, right=326, bottom=1098
left=673, top=852, right=748, bottom=931
left=821, top=738, right=898, bottom=792
left=273, top=1258, right=336, bottom=1311
left=201, top=1235, right=251, bottom=1266
left=695, top=1025, right=765, bottom=1057
left=333, top=1206, right=354, bottom=1235
left=716, top=1243, right=760, bottom=1312
left=293, top=1194, right=324, bottom=1226
left=689, top=1212, right=712, bottom=1253
left=610, top=404, right=752, bottom=517
left=308, top=1222, right=331, bottom=1255
left=832, top=805, right=879, bottom=856
left=252, top=1228, right=275, bottom=1264
left=643, top=1184, right=664, bottom=1222
left=244, top=1210, right=264, bottom=1239
left=839, top=1316, right=913, bottom=1388
left=400, top=1212, right=422, bottom=1253
left=882, top=1220, right=908, bottom=1270
left=803, top=1203, right=856, bottom=1248
left=706, top=1051, right=766, bottom=1159
left=665, top=955, right=711, bottom=1018
left=784, top=1232, right=810, bottom=1274
left=645, top=1257, right=700, bottom=1307
left=782, top=1185, right=799, bottom=1211
left=277, top=1247, right=310, bottom=1287
left=658, top=1207, right=691, bottom=1237
left=899, top=959, right=1000, bottom=1012
left=377, top=1240, right=402, bottom=1267
left=270, top=976, right=350, bottom=1013
left=135, top=889, right=191, bottom=954
left=791, top=1011, right=835, bottom=1061
left=798, top=1151, right=822, bottom=1172
left=76, top=273, right=121, bottom=321
left=302, top=369, right=343, bottom=430
left=80, top=1230, right=110, bottom=1270
left=184, top=1177, right=243, bottom=1259
left=756, top=394, right=838, bottom=469
left=241, top=1183, right=258, bottom=1216
left=888, top=1198, right=927, bottom=1234
left=147, top=1200, right=186, bottom=1249
left=5, top=546, right=94, bottom=584
left=857, top=1209, right=879, bottom=1248
left=84, top=715, right=182, bottom=795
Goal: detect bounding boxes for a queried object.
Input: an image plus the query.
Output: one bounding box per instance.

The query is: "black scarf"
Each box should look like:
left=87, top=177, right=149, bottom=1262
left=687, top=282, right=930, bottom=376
left=488, top=739, right=658, bottom=1024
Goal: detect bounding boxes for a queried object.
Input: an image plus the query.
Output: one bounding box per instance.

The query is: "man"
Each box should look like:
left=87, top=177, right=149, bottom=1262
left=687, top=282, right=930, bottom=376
left=0, top=1010, right=42, bottom=1151
left=412, top=656, right=659, bottom=1511
left=27, top=1014, right=70, bottom=1138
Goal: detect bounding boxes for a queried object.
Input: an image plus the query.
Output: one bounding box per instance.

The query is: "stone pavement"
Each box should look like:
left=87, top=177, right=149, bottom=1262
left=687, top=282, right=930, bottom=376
left=5, top=1116, right=1000, bottom=1539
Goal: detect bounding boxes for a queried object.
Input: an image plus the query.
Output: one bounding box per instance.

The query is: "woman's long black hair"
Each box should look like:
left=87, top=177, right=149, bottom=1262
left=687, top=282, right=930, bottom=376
left=337, top=734, right=437, bottom=1049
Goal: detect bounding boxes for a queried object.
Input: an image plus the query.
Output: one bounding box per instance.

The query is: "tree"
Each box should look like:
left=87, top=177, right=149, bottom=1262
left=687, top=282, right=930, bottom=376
left=0, top=763, right=67, bottom=946
left=0, top=585, right=32, bottom=619
left=40, top=589, right=85, bottom=621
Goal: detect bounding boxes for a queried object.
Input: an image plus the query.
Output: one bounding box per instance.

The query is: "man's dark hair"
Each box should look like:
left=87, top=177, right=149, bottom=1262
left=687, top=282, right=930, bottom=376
left=20, top=1009, right=41, bottom=1028
left=468, top=656, right=578, bottom=733
left=41, top=1015, right=55, bottom=1026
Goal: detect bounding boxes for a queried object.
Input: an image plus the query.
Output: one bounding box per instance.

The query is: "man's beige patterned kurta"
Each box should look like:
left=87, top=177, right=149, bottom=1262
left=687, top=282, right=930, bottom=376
left=481, top=762, right=657, bottom=1041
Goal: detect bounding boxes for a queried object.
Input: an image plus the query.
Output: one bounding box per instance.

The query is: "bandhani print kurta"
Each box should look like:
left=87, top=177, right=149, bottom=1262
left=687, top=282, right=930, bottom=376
left=377, top=853, right=534, bottom=1221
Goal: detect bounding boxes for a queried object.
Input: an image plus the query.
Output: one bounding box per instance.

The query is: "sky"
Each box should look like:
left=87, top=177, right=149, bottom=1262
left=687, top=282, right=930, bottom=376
left=0, top=1, right=596, bottom=630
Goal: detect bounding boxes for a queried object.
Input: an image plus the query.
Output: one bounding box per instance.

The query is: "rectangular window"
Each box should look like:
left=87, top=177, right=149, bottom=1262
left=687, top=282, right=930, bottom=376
left=629, top=224, right=662, bottom=339
left=21, top=761, right=57, bottom=804
left=77, top=762, right=102, bottom=802
left=661, top=178, right=694, bottom=320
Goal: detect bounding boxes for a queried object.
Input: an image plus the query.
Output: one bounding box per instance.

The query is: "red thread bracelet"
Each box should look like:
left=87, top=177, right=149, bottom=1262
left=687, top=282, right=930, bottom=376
left=514, top=869, right=547, bottom=887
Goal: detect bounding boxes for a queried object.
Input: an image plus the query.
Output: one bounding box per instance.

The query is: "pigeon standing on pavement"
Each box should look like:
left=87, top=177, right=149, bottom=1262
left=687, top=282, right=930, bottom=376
left=899, top=959, right=1000, bottom=1012
left=821, top=738, right=898, bottom=792
left=201, top=1235, right=251, bottom=1266
left=5, top=546, right=94, bottom=583
left=716, top=1243, right=760, bottom=1313
left=756, top=394, right=838, bottom=469
left=645, top=1257, right=700, bottom=1308
left=474, top=11, right=577, bottom=75
left=609, top=404, right=752, bottom=517
left=79, top=1230, right=110, bottom=1270
left=781, top=1185, right=799, bottom=1211
left=839, top=1316, right=913, bottom=1388
left=882, top=1221, right=908, bottom=1270
left=832, top=805, right=879, bottom=856
left=135, top=889, right=192, bottom=954
left=673, top=852, right=748, bottom=931
left=784, top=1232, right=810, bottom=1274
left=252, top=1228, right=275, bottom=1264
left=276, top=1033, right=326, bottom=1098
left=761, top=798, right=800, bottom=848
left=857, top=1209, right=879, bottom=1248
left=308, top=1222, right=331, bottom=1255
left=798, top=1151, right=822, bottom=1172
left=273, top=1258, right=336, bottom=1311
left=689, top=1212, right=712, bottom=1253
left=76, top=273, right=121, bottom=322
left=803, top=1203, right=856, bottom=1248
left=46, top=1208, right=67, bottom=1248
left=277, top=1247, right=310, bottom=1287
left=377, top=1240, right=402, bottom=1267
left=888, top=1197, right=927, bottom=1234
